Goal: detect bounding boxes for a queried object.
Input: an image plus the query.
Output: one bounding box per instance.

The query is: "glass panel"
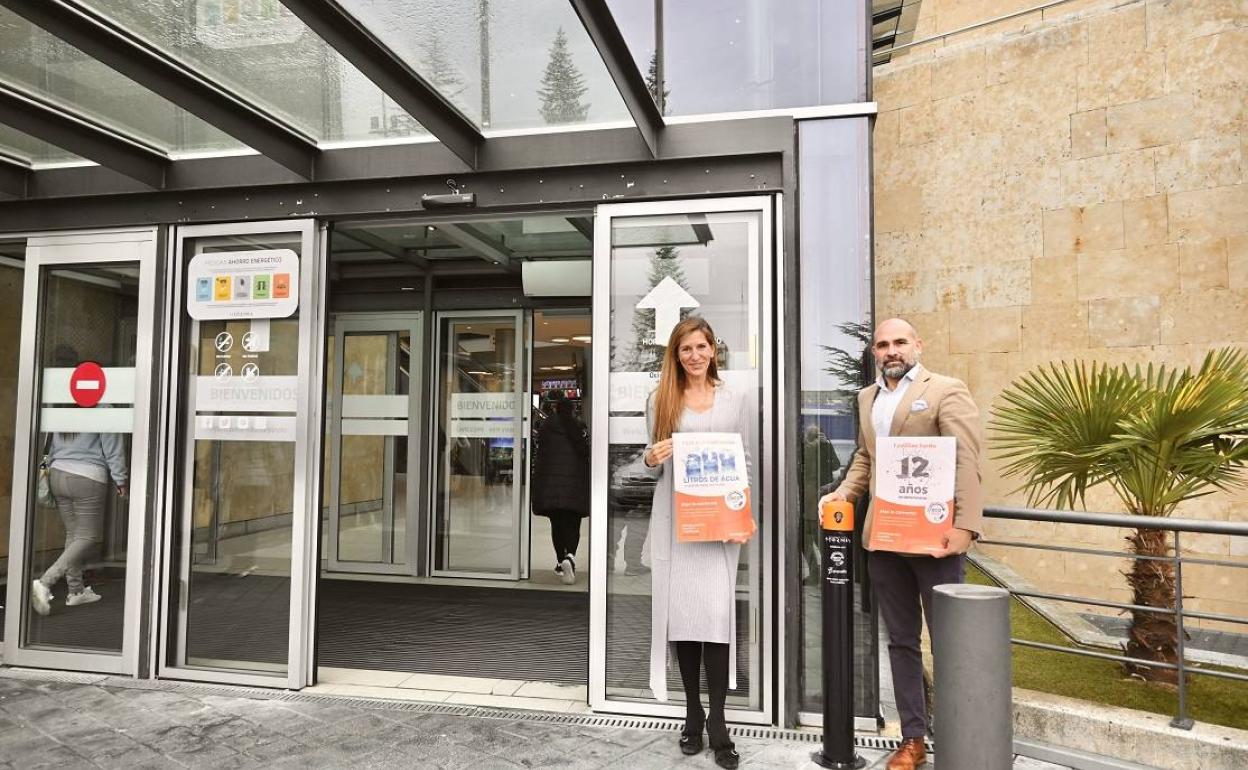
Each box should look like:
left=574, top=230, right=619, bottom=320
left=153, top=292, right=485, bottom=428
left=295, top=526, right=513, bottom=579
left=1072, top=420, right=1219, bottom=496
left=337, top=0, right=632, bottom=131
left=77, top=0, right=427, bottom=144
left=0, top=254, right=25, bottom=642
left=603, top=210, right=764, bottom=711
left=529, top=309, right=592, bottom=582
left=174, top=232, right=304, bottom=675
left=797, top=119, right=876, bottom=716
left=0, top=124, right=81, bottom=166
left=658, top=0, right=868, bottom=115
left=433, top=315, right=521, bottom=576
left=23, top=263, right=139, bottom=654
left=0, top=6, right=243, bottom=155
left=337, top=330, right=410, bottom=565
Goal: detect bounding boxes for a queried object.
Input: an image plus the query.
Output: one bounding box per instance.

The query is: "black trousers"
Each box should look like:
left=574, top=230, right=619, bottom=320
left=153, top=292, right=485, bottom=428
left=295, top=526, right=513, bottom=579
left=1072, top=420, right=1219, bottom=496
left=675, top=641, right=733, bottom=750
left=868, top=550, right=965, bottom=739
left=546, top=510, right=583, bottom=563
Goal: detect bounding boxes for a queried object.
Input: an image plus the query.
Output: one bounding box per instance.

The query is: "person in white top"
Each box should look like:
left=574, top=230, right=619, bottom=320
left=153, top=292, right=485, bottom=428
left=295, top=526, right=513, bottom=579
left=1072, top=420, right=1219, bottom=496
left=30, top=347, right=129, bottom=616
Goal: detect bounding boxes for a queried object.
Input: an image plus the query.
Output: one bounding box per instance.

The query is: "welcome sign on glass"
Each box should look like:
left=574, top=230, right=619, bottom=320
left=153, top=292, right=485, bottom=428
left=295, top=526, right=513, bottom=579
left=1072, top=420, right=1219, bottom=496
left=672, top=432, right=754, bottom=543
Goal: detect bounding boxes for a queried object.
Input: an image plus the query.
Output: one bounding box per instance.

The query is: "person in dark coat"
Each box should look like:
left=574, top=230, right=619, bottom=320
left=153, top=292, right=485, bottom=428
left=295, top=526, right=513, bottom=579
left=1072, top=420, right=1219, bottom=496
left=532, top=393, right=590, bottom=584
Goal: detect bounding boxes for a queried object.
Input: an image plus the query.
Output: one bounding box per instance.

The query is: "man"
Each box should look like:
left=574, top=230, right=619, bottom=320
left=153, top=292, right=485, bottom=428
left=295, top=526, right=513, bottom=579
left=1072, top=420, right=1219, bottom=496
left=820, top=318, right=984, bottom=770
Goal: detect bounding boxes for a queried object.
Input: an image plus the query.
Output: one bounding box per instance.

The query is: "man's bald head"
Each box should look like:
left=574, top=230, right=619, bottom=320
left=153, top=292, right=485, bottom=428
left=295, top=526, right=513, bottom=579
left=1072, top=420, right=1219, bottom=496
left=872, top=318, right=923, bottom=385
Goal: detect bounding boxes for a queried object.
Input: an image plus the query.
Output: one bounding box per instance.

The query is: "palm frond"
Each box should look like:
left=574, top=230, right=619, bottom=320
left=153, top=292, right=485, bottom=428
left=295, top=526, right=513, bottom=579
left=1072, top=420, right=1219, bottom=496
left=990, top=348, right=1248, bottom=516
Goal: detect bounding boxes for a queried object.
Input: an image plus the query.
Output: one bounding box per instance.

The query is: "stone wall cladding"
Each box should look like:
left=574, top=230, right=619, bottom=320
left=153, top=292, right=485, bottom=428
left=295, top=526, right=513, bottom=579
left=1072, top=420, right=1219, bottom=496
left=873, top=0, right=1248, bottom=630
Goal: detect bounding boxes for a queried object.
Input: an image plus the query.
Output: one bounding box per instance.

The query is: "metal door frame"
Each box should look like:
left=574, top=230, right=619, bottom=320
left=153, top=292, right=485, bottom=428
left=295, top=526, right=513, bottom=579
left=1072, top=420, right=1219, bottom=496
left=3, top=226, right=159, bottom=675
left=325, top=313, right=423, bottom=575
left=428, top=309, right=526, bottom=580
left=155, top=219, right=325, bottom=689
left=588, top=196, right=777, bottom=725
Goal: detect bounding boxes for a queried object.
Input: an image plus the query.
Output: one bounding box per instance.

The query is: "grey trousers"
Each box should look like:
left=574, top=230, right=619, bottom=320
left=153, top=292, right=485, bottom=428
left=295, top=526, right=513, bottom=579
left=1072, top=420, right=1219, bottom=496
left=40, top=469, right=107, bottom=595
left=869, top=549, right=965, bottom=739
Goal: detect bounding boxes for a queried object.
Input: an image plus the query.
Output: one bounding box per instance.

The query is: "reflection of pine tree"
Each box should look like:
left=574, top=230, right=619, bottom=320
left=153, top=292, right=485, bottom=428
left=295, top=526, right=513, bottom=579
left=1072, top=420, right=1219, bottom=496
left=538, top=27, right=590, bottom=124
left=821, top=320, right=874, bottom=400
left=620, top=246, right=688, bottom=371
left=422, top=36, right=465, bottom=100
left=644, top=51, right=669, bottom=114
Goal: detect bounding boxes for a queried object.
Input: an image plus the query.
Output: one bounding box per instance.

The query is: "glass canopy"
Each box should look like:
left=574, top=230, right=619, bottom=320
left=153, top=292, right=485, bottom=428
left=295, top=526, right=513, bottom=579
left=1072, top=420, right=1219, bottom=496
left=0, top=5, right=244, bottom=155
left=336, top=0, right=632, bottom=131
left=0, top=123, right=84, bottom=166
left=77, top=0, right=427, bottom=145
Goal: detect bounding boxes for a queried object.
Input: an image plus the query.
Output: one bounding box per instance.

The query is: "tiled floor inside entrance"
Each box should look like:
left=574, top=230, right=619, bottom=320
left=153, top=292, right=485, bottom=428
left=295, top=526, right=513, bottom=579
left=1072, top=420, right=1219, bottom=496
left=311, top=667, right=591, bottom=714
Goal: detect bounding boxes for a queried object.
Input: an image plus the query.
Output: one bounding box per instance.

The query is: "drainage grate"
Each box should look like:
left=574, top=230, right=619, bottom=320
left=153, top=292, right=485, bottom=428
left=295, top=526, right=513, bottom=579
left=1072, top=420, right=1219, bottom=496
left=855, top=735, right=933, bottom=752
left=0, top=667, right=902, bottom=748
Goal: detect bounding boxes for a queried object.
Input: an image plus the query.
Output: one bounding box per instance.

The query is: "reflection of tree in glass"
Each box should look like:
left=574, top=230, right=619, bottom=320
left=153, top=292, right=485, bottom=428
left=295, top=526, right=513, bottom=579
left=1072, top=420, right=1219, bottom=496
left=619, top=246, right=689, bottom=371
left=821, top=320, right=874, bottom=399
left=422, top=36, right=466, bottom=101
left=645, top=51, right=670, bottom=114
left=538, top=27, right=590, bottom=124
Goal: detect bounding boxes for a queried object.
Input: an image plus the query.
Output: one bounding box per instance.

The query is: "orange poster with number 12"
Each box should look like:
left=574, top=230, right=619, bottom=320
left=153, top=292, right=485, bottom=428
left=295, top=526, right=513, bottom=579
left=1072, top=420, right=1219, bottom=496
left=867, top=436, right=956, bottom=555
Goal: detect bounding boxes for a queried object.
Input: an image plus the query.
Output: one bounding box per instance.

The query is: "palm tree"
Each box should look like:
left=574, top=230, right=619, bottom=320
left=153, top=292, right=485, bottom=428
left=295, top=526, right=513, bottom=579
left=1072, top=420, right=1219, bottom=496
left=990, top=348, right=1248, bottom=685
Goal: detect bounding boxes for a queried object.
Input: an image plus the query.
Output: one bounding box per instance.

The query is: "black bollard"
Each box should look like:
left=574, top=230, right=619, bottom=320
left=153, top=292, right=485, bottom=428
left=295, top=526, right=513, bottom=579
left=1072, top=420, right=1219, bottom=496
left=811, top=499, right=865, bottom=769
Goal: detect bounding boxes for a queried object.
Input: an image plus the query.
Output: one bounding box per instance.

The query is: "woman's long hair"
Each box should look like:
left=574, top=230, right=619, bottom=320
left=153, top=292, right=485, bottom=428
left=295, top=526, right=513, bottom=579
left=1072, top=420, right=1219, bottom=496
left=651, top=317, right=720, bottom=443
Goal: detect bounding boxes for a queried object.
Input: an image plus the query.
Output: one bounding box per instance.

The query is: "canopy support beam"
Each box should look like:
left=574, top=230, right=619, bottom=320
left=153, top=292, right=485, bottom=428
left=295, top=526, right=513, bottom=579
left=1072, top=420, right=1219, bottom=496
left=0, top=155, right=30, bottom=198
left=281, top=0, right=484, bottom=169
left=569, top=0, right=664, bottom=158
left=0, top=0, right=319, bottom=179
left=0, top=86, right=168, bottom=189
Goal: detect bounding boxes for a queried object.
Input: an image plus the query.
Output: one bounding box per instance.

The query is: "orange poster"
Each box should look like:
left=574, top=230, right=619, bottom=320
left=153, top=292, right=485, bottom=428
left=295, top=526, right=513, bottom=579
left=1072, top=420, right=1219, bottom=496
left=672, top=432, right=755, bottom=543
left=867, top=436, right=956, bottom=555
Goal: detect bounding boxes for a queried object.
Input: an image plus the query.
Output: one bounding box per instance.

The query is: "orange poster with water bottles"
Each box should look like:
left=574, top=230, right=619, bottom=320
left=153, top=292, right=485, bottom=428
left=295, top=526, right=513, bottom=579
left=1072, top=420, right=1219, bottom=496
left=867, top=436, right=956, bottom=554
left=672, top=432, right=755, bottom=543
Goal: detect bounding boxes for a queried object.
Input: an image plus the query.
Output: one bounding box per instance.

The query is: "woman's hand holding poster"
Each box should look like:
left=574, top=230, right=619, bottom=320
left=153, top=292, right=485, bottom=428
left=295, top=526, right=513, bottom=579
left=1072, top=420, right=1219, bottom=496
left=867, top=436, right=956, bottom=554
left=672, top=432, right=754, bottom=543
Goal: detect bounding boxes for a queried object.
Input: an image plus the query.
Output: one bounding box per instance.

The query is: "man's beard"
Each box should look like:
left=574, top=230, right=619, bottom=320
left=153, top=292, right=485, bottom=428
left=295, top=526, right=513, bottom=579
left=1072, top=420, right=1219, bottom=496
left=882, top=359, right=915, bottom=380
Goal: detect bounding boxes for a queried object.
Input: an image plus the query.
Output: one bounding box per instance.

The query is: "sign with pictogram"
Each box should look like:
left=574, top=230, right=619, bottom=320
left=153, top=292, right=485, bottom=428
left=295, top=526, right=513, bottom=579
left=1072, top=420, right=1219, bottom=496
left=187, top=249, right=299, bottom=320
left=69, top=362, right=106, bottom=408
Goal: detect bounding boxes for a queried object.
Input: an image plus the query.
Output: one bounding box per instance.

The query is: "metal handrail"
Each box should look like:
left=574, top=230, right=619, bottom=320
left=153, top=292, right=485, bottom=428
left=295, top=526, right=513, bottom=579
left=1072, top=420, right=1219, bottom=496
left=986, top=505, right=1248, bottom=536
left=981, top=505, right=1248, bottom=730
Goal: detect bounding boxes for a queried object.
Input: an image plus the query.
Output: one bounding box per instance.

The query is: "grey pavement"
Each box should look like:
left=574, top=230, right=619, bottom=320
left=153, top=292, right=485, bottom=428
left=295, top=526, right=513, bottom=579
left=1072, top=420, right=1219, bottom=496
left=0, top=672, right=1071, bottom=769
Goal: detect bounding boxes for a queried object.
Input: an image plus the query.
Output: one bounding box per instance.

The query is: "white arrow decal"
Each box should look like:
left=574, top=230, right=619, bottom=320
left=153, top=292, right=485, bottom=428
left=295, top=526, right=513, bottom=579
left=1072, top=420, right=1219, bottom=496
left=636, top=277, right=700, bottom=345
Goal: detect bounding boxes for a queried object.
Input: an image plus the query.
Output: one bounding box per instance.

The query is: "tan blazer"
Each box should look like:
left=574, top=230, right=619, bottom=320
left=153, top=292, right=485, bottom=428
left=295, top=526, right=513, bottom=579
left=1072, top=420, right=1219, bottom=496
left=834, top=365, right=985, bottom=550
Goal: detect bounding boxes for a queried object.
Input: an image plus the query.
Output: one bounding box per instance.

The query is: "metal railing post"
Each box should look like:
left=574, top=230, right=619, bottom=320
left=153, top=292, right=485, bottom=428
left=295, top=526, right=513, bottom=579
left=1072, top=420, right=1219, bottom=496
left=932, top=583, right=1013, bottom=770
left=1171, top=530, right=1193, bottom=730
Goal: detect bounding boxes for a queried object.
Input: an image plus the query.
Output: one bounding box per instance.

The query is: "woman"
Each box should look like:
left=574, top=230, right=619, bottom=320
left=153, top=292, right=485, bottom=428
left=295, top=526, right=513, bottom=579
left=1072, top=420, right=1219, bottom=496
left=641, top=317, right=754, bottom=770
left=29, top=428, right=128, bottom=615
left=531, top=392, right=590, bottom=584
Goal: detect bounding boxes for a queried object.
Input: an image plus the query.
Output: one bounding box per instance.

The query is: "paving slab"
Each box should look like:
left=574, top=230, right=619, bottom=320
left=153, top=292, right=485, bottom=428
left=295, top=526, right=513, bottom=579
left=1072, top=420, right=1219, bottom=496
left=0, top=672, right=1082, bottom=769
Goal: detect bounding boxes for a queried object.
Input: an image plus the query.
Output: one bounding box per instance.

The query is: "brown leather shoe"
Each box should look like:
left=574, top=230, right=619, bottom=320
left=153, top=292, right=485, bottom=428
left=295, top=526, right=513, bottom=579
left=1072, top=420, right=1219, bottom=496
left=885, top=737, right=928, bottom=770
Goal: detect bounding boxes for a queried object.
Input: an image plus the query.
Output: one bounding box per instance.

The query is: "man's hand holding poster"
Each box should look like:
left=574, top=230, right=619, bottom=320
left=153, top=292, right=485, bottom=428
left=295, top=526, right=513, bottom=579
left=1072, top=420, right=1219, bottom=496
left=868, top=436, right=956, bottom=554
left=672, top=432, right=755, bottom=543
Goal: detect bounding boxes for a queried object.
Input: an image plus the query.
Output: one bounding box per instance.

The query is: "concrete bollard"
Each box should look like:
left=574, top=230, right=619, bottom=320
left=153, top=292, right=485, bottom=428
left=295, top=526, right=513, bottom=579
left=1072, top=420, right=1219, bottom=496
left=932, top=583, right=1013, bottom=770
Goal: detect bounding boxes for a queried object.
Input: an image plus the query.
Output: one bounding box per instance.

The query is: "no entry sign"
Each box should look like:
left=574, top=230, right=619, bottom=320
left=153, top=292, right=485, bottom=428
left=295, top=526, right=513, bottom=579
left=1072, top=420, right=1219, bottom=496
left=69, top=362, right=106, bottom=408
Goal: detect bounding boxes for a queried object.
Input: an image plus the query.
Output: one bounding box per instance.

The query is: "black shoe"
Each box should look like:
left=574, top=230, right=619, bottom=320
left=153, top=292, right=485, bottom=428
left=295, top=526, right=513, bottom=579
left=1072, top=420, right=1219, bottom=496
left=713, top=747, right=740, bottom=769
left=679, top=733, right=703, bottom=755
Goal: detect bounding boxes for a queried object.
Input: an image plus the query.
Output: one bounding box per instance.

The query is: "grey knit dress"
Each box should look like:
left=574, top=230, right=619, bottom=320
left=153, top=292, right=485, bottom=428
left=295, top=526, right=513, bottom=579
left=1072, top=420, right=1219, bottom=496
left=642, top=384, right=755, bottom=702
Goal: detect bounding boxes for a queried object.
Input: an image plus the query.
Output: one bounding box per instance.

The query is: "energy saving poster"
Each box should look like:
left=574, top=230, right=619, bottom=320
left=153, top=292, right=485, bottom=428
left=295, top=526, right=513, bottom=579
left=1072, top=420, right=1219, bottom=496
left=868, top=436, right=956, bottom=554
left=672, top=432, right=754, bottom=543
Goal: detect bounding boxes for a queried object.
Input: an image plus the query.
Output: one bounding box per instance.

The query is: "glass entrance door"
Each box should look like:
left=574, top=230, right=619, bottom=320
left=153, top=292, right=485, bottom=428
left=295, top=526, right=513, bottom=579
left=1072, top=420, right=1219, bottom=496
left=325, top=315, right=422, bottom=574
left=3, top=228, right=158, bottom=675
left=159, top=221, right=324, bottom=688
left=430, top=311, right=526, bottom=579
left=589, top=198, right=775, bottom=723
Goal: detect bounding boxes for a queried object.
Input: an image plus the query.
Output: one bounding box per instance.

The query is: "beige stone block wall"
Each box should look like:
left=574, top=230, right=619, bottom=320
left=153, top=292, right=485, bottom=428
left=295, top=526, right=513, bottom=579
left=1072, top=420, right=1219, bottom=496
left=875, top=0, right=1248, bottom=631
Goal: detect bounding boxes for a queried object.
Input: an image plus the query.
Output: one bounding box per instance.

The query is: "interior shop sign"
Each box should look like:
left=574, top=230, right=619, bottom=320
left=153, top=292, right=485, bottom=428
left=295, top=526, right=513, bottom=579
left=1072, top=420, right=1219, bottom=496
left=187, top=249, right=299, bottom=320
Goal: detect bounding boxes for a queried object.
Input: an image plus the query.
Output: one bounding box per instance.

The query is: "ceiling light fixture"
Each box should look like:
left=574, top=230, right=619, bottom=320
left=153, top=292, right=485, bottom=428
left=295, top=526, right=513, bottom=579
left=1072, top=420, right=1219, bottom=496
left=551, top=336, right=570, bottom=343
left=572, top=335, right=592, bottom=343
